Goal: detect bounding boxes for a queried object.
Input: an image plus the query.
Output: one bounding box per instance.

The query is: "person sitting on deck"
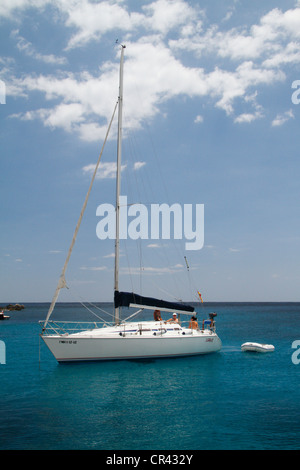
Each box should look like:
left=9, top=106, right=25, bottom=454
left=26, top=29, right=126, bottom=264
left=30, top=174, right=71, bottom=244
left=188, top=315, right=198, bottom=329
left=153, top=309, right=162, bottom=321
left=165, top=313, right=179, bottom=323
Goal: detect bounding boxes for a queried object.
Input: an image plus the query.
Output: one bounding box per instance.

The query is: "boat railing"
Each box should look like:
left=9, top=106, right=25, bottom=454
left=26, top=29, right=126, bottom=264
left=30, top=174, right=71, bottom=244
left=201, top=319, right=217, bottom=333
left=39, top=320, right=110, bottom=336
left=180, top=319, right=217, bottom=333
left=39, top=318, right=217, bottom=336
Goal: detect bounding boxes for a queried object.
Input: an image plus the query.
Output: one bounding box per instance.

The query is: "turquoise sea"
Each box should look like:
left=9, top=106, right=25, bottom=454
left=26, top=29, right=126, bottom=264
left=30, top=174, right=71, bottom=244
left=0, top=302, right=299, bottom=451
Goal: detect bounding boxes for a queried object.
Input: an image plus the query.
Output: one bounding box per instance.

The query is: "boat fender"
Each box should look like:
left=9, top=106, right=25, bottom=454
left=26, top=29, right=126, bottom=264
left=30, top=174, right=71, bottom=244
left=153, top=332, right=156, bottom=336
left=182, top=331, right=185, bottom=335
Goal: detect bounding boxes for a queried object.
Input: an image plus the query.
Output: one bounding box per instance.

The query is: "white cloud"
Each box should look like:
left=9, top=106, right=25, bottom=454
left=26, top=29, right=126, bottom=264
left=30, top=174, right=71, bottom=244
left=204, top=61, right=284, bottom=116
left=11, top=29, right=67, bottom=64
left=8, top=39, right=209, bottom=139
left=0, top=0, right=48, bottom=18
left=4, top=1, right=300, bottom=138
left=80, top=266, right=107, bottom=271
left=103, top=252, right=115, bottom=258
left=82, top=161, right=127, bottom=179
left=263, top=40, right=300, bottom=68
left=11, top=102, right=88, bottom=134
left=58, top=0, right=198, bottom=49
left=42, top=103, right=85, bottom=131
left=8, top=68, right=119, bottom=139
left=142, top=0, right=197, bottom=35
left=194, top=115, right=203, bottom=124
left=133, top=161, right=146, bottom=170
left=234, top=111, right=263, bottom=124
left=271, top=109, right=294, bottom=127
left=171, top=6, right=300, bottom=63
left=120, top=265, right=182, bottom=275
left=77, top=122, right=111, bottom=142
left=63, top=0, right=143, bottom=50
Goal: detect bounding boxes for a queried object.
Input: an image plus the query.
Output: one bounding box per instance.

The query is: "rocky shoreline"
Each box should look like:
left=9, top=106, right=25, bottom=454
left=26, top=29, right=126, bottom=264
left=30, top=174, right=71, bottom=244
left=0, top=304, right=25, bottom=311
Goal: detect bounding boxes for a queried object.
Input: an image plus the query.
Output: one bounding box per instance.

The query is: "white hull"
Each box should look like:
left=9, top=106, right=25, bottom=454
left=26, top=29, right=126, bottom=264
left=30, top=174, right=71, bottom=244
left=241, top=342, right=275, bottom=353
left=42, top=321, right=222, bottom=362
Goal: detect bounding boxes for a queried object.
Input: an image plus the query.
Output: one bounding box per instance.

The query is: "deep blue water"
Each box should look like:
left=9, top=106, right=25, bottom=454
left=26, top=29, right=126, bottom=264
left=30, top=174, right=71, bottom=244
left=0, top=302, right=299, bottom=450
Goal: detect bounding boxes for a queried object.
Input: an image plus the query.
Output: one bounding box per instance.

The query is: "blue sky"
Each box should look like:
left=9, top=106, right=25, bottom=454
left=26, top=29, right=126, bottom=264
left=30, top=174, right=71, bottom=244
left=1, top=0, right=300, bottom=303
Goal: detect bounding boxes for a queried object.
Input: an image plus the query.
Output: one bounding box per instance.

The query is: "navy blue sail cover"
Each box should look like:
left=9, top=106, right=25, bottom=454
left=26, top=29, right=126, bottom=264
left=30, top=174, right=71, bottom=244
left=114, top=290, right=195, bottom=313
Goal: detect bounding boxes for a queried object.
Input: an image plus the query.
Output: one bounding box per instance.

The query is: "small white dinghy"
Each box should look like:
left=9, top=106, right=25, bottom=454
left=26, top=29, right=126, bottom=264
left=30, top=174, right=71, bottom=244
left=241, top=342, right=275, bottom=353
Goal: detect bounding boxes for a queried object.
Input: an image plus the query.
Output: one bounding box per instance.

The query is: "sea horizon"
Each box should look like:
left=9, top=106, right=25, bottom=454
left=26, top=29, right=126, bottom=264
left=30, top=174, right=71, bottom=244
left=2, top=300, right=300, bottom=305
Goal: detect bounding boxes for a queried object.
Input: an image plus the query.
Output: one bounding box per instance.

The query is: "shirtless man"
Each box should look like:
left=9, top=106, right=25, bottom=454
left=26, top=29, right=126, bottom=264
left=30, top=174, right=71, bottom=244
left=165, top=313, right=179, bottom=323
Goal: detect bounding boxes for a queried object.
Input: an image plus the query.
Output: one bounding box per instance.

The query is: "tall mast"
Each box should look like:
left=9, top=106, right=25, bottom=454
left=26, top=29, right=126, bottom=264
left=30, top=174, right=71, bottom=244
left=114, top=44, right=125, bottom=325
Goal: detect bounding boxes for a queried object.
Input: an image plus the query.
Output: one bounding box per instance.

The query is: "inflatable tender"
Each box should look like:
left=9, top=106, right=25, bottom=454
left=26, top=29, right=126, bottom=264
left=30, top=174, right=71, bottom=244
left=241, top=342, right=275, bottom=353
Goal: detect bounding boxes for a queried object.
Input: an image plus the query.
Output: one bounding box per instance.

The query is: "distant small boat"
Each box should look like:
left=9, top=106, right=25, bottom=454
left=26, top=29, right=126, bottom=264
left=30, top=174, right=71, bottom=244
left=241, top=342, right=274, bottom=353
left=0, top=311, right=10, bottom=321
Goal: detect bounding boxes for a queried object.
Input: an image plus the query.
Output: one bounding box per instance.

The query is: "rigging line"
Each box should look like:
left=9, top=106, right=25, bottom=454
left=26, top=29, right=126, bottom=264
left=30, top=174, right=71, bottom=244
left=73, top=287, right=113, bottom=322
left=59, top=282, right=114, bottom=321
left=55, top=282, right=110, bottom=322
left=141, top=123, right=187, bottom=300
left=122, top=236, right=134, bottom=292
left=78, top=302, right=108, bottom=323
left=83, top=300, right=114, bottom=318
left=123, top=90, right=187, bottom=302
left=43, top=101, right=119, bottom=329
left=149, top=277, right=183, bottom=303
left=142, top=117, right=196, bottom=298
left=122, top=308, right=143, bottom=323
left=184, top=255, right=204, bottom=302
left=122, top=112, right=146, bottom=293
left=184, top=254, right=198, bottom=295
left=139, top=240, right=143, bottom=295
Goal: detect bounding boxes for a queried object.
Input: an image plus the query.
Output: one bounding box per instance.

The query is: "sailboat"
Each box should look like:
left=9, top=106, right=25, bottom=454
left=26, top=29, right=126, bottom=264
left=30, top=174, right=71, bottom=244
left=40, top=45, right=222, bottom=362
